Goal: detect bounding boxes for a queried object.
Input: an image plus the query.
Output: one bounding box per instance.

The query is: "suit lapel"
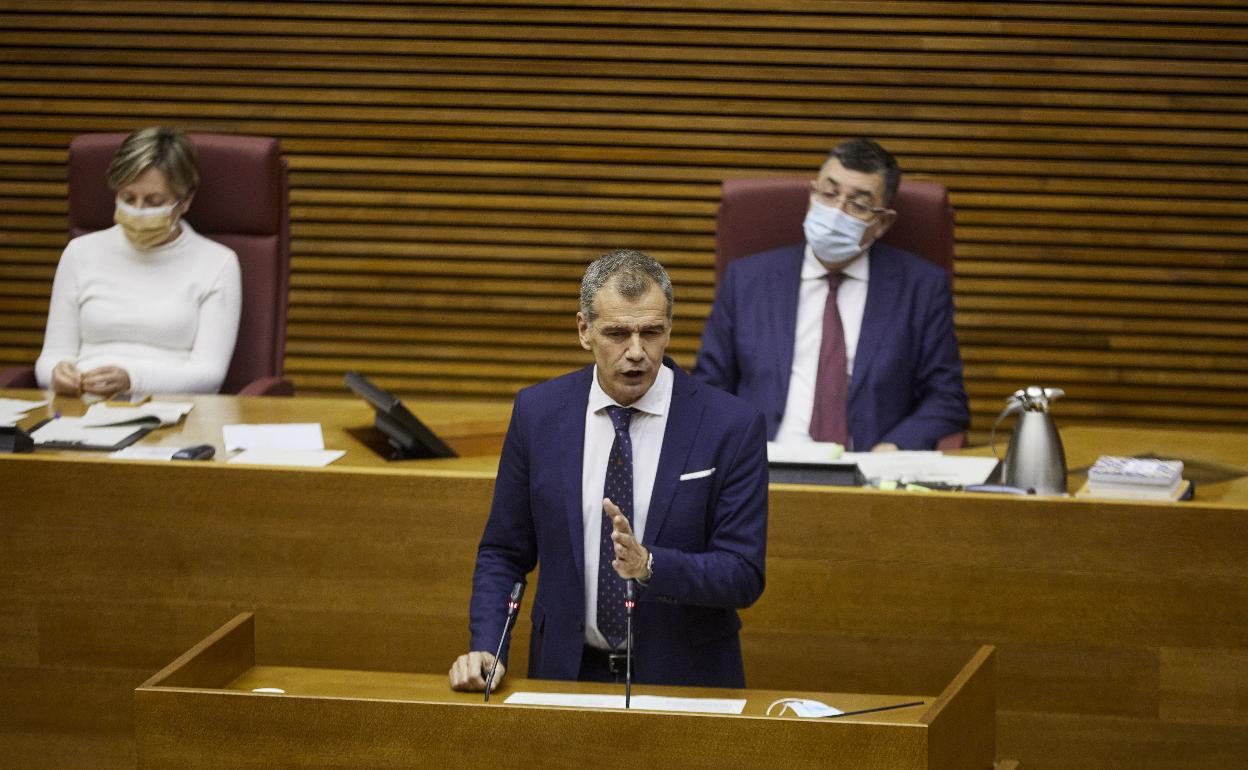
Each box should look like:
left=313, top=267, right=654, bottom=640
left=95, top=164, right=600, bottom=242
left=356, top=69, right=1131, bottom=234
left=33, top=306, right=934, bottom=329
left=851, top=245, right=899, bottom=403
left=773, top=245, right=805, bottom=398
left=642, top=362, right=704, bottom=547
left=561, top=367, right=591, bottom=579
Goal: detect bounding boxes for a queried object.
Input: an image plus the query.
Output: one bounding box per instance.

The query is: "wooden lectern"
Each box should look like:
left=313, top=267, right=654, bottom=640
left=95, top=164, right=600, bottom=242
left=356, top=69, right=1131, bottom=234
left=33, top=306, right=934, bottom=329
left=136, top=614, right=996, bottom=769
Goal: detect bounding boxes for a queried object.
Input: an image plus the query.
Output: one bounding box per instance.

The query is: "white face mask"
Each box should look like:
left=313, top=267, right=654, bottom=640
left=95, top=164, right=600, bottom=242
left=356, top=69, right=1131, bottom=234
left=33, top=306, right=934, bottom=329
left=114, top=199, right=179, bottom=250
left=802, top=198, right=875, bottom=265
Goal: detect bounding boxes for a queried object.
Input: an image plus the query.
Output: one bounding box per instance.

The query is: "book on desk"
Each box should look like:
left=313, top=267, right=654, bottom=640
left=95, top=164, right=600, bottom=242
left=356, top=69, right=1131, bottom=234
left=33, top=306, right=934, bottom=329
left=1076, top=455, right=1191, bottom=501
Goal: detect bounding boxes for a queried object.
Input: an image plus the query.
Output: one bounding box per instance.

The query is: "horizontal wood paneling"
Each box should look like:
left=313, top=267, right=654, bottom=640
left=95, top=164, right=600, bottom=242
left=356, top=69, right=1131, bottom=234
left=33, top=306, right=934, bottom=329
left=1, top=0, right=1246, bottom=442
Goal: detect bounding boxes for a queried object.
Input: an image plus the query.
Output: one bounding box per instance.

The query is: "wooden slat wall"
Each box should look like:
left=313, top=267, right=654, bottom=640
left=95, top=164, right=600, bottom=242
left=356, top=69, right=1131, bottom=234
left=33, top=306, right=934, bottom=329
left=1, top=0, right=1245, bottom=442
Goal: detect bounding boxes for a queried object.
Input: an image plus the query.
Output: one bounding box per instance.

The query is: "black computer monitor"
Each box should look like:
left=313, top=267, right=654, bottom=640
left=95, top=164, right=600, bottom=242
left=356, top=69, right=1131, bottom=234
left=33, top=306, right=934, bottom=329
left=344, top=372, right=457, bottom=459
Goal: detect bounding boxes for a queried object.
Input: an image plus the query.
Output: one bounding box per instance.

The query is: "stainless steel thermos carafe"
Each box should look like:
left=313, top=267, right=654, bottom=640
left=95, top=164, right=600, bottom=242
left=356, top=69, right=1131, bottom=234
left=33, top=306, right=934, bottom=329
left=995, top=386, right=1068, bottom=495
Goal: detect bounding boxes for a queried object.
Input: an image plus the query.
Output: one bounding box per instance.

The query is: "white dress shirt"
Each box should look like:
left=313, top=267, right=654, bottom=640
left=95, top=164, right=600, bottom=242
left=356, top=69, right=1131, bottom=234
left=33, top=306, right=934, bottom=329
left=581, top=363, right=673, bottom=649
left=774, top=245, right=870, bottom=445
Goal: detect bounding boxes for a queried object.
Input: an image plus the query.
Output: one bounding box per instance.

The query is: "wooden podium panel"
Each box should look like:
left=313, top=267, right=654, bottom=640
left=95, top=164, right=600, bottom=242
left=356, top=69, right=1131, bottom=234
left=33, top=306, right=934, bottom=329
left=136, top=614, right=995, bottom=770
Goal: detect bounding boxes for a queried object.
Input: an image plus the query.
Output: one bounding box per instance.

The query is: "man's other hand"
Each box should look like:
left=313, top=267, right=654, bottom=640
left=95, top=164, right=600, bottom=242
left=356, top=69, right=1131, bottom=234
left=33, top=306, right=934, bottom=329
left=604, top=497, right=650, bottom=579
left=449, top=650, right=505, bottom=692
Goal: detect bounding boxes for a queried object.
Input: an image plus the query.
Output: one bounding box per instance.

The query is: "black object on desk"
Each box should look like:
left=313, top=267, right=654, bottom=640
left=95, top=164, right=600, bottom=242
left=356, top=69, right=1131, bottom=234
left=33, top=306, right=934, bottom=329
left=172, top=444, right=216, bottom=461
left=344, top=371, right=456, bottom=460
left=0, top=425, right=34, bottom=453
left=768, top=461, right=865, bottom=487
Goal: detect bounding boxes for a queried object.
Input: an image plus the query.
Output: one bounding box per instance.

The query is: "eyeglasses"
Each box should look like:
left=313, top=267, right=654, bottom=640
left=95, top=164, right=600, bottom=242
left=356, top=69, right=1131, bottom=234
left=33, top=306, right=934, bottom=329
left=809, top=182, right=887, bottom=221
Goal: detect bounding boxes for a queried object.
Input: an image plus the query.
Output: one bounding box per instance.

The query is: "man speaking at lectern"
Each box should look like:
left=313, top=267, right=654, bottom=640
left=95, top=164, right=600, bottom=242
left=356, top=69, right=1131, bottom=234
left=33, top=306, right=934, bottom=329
left=449, top=249, right=768, bottom=691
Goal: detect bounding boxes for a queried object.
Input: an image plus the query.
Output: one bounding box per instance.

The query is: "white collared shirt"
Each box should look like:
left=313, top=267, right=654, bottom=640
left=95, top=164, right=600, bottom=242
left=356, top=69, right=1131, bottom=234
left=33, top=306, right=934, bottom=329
left=774, top=244, right=870, bottom=444
left=581, top=363, right=674, bottom=649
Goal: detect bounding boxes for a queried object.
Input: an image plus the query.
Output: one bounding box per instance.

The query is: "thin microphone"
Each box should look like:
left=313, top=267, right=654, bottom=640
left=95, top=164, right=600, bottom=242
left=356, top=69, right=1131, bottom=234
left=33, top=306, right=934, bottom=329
left=484, top=581, right=525, bottom=702
left=624, top=579, right=636, bottom=709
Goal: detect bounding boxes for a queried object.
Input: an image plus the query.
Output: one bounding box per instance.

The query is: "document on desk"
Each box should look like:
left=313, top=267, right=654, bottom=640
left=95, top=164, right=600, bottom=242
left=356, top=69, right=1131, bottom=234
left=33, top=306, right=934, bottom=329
left=768, top=441, right=845, bottom=464
left=504, top=692, right=746, bottom=714
left=109, top=446, right=182, bottom=461
left=82, top=401, right=193, bottom=427
left=0, top=397, right=49, bottom=425
left=848, top=451, right=999, bottom=486
left=30, top=417, right=150, bottom=450
left=227, top=448, right=345, bottom=467
left=222, top=423, right=324, bottom=451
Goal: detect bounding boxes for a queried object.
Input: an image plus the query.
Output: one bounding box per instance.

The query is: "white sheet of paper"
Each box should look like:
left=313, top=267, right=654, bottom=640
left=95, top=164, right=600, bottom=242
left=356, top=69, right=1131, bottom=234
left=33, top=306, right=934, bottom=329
left=767, top=441, right=845, bottom=464
left=503, top=692, right=746, bottom=714
left=0, top=397, right=49, bottom=426
left=0, top=397, right=49, bottom=412
left=778, top=698, right=844, bottom=718
left=83, top=401, right=193, bottom=427
left=222, top=423, right=324, bottom=451
left=31, top=417, right=144, bottom=447
left=227, top=448, right=345, bottom=467
left=848, top=451, right=998, bottom=486
left=109, top=446, right=182, bottom=461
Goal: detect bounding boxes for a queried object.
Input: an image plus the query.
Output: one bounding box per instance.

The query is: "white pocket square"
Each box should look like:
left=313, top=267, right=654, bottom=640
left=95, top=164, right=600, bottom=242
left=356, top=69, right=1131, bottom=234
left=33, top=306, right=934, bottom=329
left=679, top=467, right=716, bottom=481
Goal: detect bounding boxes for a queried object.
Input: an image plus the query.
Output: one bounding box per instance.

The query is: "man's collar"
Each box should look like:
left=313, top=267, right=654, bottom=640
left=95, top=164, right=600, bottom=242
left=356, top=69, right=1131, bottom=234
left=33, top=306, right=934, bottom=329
left=588, top=363, right=673, bottom=416
left=802, top=242, right=870, bottom=282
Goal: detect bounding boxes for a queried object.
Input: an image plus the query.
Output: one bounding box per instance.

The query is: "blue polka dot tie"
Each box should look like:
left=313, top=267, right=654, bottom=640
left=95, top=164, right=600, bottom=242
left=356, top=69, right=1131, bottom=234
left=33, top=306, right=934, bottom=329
left=597, top=405, right=637, bottom=648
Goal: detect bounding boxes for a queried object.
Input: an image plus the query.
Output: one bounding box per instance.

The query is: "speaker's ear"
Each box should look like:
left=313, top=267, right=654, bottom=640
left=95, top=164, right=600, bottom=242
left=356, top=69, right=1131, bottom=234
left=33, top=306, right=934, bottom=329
left=0, top=425, right=34, bottom=453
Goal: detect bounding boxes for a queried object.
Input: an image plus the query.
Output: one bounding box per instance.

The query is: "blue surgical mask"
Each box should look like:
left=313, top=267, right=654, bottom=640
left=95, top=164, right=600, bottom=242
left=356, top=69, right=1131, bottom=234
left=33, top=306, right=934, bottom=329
left=802, top=198, right=875, bottom=265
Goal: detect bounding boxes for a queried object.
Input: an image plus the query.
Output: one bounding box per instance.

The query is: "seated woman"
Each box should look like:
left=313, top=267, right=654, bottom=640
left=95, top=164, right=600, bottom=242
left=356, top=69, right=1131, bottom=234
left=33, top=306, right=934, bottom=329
left=35, top=127, right=241, bottom=397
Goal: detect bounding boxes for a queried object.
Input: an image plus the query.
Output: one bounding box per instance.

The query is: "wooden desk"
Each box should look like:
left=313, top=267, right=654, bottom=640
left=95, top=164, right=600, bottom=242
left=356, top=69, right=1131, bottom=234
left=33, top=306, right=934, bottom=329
left=2, top=391, right=1245, bottom=768
left=136, top=613, right=995, bottom=769
left=965, top=424, right=1248, bottom=505
left=4, top=389, right=512, bottom=468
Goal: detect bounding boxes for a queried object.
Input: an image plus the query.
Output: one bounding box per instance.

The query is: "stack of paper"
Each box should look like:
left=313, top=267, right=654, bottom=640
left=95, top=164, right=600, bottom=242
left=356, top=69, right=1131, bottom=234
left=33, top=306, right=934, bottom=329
left=1078, top=456, right=1188, bottom=501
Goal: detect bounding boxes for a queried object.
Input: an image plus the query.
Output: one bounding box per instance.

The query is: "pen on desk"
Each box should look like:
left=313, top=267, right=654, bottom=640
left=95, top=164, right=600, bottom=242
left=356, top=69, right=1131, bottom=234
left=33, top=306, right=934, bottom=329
left=823, top=700, right=925, bottom=719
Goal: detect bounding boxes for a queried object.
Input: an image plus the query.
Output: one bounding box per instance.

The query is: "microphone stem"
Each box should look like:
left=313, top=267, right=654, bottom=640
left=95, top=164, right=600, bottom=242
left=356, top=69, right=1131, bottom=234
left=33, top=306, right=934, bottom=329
left=625, top=610, right=632, bottom=708
left=625, top=579, right=635, bottom=709
left=484, top=609, right=514, bottom=702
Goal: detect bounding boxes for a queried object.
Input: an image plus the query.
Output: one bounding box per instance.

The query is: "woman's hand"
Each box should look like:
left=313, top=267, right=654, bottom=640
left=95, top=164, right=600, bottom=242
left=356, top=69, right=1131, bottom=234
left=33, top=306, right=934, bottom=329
left=80, top=366, right=132, bottom=397
left=51, top=360, right=83, bottom=396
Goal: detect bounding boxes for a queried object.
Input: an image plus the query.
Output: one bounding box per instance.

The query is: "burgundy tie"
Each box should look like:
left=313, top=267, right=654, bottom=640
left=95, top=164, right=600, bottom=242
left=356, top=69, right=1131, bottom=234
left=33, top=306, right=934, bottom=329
left=809, top=272, right=849, bottom=444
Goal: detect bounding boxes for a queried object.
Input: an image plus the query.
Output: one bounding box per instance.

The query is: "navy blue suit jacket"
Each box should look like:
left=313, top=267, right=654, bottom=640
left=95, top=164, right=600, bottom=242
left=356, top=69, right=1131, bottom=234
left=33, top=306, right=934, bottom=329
left=468, top=360, right=768, bottom=688
left=693, top=242, right=969, bottom=450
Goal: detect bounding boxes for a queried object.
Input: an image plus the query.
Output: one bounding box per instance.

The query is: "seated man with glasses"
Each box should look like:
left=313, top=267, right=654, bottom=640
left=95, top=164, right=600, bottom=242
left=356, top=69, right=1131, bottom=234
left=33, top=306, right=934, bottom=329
left=693, top=137, right=969, bottom=451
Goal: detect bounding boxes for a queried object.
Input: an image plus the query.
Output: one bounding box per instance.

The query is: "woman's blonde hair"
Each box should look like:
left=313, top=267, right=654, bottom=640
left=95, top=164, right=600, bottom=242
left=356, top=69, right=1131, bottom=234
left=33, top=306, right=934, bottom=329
left=106, top=127, right=199, bottom=198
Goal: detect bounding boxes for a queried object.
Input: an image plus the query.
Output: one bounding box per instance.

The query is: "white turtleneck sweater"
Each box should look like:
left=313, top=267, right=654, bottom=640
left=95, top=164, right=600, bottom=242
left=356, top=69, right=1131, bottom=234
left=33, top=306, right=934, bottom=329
left=34, top=221, right=242, bottom=394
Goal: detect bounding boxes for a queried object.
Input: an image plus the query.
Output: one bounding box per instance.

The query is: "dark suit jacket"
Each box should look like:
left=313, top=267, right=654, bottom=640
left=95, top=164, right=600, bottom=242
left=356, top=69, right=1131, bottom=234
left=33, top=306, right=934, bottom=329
left=468, top=360, right=768, bottom=688
left=693, top=242, right=969, bottom=450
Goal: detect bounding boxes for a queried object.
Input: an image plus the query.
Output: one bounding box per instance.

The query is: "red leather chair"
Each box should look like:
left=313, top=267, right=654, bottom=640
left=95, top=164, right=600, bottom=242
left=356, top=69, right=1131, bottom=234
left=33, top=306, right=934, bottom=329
left=0, top=133, right=293, bottom=395
left=713, top=176, right=965, bottom=449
